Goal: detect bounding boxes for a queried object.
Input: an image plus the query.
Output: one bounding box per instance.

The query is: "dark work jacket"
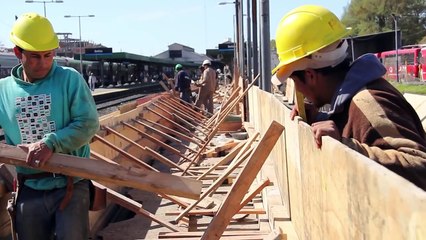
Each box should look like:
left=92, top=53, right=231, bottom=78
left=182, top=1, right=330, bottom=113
left=175, top=70, right=191, bottom=92
left=324, top=54, right=426, bottom=190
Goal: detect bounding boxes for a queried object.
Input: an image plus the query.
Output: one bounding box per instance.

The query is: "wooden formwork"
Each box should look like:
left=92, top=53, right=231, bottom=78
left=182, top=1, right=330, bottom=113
left=0, top=82, right=291, bottom=239
left=247, top=86, right=426, bottom=240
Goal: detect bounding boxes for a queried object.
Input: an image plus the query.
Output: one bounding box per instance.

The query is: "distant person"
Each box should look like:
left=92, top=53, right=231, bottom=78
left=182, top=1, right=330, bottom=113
left=88, top=72, right=97, bottom=91
left=271, top=5, right=426, bottom=190
left=224, top=64, right=231, bottom=84
left=195, top=60, right=217, bottom=113
left=174, top=64, right=192, bottom=103
left=0, top=13, right=100, bottom=239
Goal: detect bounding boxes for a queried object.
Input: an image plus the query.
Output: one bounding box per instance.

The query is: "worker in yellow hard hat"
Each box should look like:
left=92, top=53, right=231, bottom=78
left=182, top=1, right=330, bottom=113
left=271, top=5, right=426, bottom=190
left=0, top=13, right=100, bottom=239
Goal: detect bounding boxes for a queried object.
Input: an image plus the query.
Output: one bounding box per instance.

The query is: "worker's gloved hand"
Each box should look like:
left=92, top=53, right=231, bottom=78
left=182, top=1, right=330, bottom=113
left=17, top=141, right=53, bottom=168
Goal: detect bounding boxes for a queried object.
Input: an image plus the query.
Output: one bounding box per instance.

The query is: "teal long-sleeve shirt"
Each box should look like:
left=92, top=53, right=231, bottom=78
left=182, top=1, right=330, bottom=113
left=0, top=61, right=99, bottom=190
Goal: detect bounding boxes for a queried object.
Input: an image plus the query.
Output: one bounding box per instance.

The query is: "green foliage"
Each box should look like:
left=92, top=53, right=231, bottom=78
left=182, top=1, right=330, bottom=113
left=392, top=82, right=426, bottom=95
left=341, top=0, right=426, bottom=45
left=270, top=39, right=276, bottom=50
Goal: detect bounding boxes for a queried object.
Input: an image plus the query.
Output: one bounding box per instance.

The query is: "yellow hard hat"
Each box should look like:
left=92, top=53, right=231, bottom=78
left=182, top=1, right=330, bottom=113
left=10, top=13, right=59, bottom=51
left=272, top=5, right=350, bottom=75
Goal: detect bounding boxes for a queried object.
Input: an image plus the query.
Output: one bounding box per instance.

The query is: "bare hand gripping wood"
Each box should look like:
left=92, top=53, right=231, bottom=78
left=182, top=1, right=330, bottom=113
left=0, top=143, right=202, bottom=199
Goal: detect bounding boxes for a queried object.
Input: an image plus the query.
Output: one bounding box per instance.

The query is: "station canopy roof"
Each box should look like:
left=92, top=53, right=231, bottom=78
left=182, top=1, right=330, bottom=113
left=81, top=51, right=199, bottom=68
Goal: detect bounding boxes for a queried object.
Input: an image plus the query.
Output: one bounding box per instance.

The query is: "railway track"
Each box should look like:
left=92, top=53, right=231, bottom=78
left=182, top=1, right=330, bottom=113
left=0, top=82, right=164, bottom=142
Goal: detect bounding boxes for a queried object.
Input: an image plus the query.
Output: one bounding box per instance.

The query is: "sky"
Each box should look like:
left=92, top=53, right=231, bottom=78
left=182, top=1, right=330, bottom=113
left=1, top=0, right=350, bottom=57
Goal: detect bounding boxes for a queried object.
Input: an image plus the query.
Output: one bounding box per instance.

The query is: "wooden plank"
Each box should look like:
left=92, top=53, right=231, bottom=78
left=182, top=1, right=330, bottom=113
left=90, top=150, right=117, bottom=165
left=158, top=230, right=270, bottom=238
left=201, top=121, right=284, bottom=239
left=214, top=140, right=238, bottom=152
left=174, top=196, right=216, bottom=209
left=237, top=178, right=270, bottom=212
left=247, top=86, right=291, bottom=220
left=294, top=91, right=306, bottom=122
left=92, top=182, right=181, bottom=232
left=165, top=208, right=266, bottom=216
left=0, top=143, right=202, bottom=199
left=159, top=235, right=268, bottom=240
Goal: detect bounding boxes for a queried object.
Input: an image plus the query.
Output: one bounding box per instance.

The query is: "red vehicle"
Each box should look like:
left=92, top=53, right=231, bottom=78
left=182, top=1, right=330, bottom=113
left=379, top=46, right=422, bottom=81
left=418, top=47, right=426, bottom=81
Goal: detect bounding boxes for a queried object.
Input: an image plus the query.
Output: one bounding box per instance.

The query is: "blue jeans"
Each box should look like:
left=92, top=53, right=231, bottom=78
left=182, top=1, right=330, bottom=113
left=16, top=180, right=90, bottom=240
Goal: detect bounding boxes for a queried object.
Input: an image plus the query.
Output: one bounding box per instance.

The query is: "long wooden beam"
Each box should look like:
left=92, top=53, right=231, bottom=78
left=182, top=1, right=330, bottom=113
left=0, top=143, right=202, bottom=199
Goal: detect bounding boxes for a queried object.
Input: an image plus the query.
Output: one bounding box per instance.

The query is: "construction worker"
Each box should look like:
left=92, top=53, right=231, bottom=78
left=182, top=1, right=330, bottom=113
left=195, top=59, right=217, bottom=114
left=174, top=63, right=192, bottom=103
left=271, top=5, right=426, bottom=190
left=0, top=13, right=99, bottom=239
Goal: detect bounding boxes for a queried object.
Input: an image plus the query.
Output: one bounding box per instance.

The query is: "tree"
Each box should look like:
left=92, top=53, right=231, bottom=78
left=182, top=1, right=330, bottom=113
left=341, top=0, right=426, bottom=46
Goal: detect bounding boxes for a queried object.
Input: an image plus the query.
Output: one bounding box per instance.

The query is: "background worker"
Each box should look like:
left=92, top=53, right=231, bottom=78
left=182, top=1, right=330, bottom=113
left=271, top=5, right=426, bottom=190
left=0, top=13, right=99, bottom=239
left=195, top=59, right=217, bottom=114
left=88, top=72, right=97, bottom=91
left=174, top=63, right=192, bottom=103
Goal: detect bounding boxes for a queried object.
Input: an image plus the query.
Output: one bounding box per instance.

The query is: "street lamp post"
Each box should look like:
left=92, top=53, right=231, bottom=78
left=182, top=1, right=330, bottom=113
left=219, top=1, right=244, bottom=77
left=25, top=0, right=64, bottom=17
left=64, top=14, right=95, bottom=75
left=391, top=13, right=399, bottom=82
left=219, top=1, right=238, bottom=68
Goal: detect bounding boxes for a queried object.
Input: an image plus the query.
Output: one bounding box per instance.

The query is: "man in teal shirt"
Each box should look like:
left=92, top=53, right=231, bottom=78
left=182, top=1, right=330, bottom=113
left=0, top=13, right=99, bottom=239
